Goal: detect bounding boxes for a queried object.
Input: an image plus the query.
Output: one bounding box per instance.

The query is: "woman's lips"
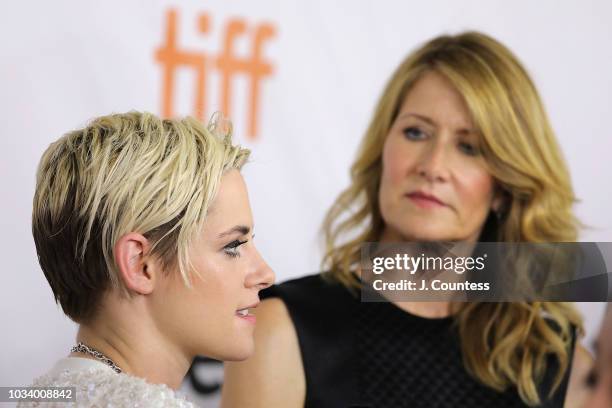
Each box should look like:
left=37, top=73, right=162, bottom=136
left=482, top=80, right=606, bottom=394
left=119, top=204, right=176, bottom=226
left=236, top=307, right=257, bottom=324
left=405, top=192, right=447, bottom=208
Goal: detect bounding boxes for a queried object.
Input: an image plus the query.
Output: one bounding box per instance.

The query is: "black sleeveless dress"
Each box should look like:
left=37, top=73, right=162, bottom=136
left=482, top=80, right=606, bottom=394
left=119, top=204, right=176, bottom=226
left=261, top=273, right=575, bottom=408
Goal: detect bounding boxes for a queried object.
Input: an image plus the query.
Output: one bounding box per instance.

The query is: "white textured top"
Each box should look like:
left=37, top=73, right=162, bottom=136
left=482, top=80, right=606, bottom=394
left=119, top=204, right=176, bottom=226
left=17, top=357, right=196, bottom=407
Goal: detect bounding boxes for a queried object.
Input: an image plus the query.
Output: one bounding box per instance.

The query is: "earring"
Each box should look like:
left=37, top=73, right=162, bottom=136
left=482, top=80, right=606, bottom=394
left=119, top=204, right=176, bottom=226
left=493, top=210, right=499, bottom=221
left=494, top=208, right=505, bottom=222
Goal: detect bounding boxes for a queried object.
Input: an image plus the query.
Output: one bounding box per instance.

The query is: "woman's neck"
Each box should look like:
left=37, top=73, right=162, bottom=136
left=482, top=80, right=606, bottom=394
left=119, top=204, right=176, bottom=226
left=393, top=301, right=454, bottom=318
left=376, top=227, right=476, bottom=319
left=72, top=314, right=191, bottom=390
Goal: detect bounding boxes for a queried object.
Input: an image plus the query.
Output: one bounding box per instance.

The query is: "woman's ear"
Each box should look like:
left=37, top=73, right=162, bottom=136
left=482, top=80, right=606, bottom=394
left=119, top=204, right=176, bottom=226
left=114, top=232, right=157, bottom=295
left=491, top=186, right=509, bottom=216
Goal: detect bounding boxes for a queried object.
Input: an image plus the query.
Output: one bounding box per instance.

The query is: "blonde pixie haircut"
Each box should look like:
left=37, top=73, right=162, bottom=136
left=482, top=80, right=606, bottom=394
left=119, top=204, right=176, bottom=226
left=322, top=32, right=583, bottom=405
left=32, top=111, right=249, bottom=323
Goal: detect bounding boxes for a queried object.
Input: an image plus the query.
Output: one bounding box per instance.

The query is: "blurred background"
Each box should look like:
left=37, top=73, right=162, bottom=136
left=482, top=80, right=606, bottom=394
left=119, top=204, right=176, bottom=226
left=1, top=1, right=610, bottom=406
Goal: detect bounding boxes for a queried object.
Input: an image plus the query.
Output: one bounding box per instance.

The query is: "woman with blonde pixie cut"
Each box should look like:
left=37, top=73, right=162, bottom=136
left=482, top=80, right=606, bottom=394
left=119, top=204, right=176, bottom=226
left=26, top=112, right=274, bottom=407
left=223, top=32, right=591, bottom=407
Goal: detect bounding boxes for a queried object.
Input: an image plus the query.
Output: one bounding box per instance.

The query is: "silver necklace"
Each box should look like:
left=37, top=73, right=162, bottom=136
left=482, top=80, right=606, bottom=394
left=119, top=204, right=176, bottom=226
left=70, top=342, right=123, bottom=374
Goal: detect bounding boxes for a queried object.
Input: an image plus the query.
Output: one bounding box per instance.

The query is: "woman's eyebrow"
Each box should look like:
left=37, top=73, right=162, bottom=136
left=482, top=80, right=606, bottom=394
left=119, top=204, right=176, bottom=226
left=218, top=225, right=250, bottom=239
left=398, top=112, right=475, bottom=134
left=397, top=112, right=436, bottom=125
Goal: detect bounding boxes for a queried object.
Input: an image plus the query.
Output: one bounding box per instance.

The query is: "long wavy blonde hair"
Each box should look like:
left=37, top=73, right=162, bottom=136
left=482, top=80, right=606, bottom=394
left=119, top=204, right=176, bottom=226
left=322, top=32, right=583, bottom=406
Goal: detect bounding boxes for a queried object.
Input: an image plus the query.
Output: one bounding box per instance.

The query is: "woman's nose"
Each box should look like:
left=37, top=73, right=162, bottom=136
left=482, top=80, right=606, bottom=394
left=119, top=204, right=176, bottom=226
left=415, top=138, right=450, bottom=182
left=246, top=248, right=275, bottom=291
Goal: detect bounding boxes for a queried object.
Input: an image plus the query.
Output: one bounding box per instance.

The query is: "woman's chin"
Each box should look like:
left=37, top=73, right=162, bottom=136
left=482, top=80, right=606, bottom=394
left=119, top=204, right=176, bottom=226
left=206, top=341, right=254, bottom=362
left=396, top=226, right=461, bottom=242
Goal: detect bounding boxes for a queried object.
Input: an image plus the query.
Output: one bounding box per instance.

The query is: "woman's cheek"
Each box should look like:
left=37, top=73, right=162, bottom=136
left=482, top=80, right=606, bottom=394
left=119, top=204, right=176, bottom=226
left=456, top=167, right=495, bottom=214
left=382, top=137, right=412, bottom=185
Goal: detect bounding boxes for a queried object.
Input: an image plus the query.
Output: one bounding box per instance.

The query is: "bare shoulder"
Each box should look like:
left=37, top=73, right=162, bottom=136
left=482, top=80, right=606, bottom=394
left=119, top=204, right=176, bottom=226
left=252, top=297, right=302, bottom=348
left=564, top=343, right=594, bottom=408
left=221, top=298, right=306, bottom=408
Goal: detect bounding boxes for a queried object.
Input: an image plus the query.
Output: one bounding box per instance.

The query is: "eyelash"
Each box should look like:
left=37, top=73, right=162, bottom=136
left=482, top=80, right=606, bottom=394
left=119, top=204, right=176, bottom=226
left=403, top=126, right=427, bottom=141
left=585, top=368, right=598, bottom=388
left=402, top=127, right=479, bottom=156
left=458, top=141, right=479, bottom=156
left=223, top=239, right=248, bottom=258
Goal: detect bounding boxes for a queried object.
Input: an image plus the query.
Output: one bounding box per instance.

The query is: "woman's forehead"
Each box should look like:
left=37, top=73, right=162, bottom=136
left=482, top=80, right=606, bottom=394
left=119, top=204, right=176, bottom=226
left=203, top=171, right=252, bottom=232
left=398, top=72, right=475, bottom=131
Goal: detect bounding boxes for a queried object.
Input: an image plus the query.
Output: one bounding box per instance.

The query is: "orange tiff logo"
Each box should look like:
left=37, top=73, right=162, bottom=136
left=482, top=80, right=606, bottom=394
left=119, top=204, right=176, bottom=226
left=155, top=9, right=276, bottom=140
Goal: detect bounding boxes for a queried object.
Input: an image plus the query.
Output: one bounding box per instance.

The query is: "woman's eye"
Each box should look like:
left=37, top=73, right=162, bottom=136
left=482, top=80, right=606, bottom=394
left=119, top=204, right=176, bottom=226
left=459, top=141, right=479, bottom=156
left=223, top=239, right=247, bottom=258
left=402, top=127, right=427, bottom=140
left=585, top=368, right=598, bottom=388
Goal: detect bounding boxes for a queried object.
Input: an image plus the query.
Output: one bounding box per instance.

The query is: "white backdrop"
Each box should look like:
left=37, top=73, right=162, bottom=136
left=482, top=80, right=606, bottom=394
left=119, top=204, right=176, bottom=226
left=1, top=1, right=610, bottom=406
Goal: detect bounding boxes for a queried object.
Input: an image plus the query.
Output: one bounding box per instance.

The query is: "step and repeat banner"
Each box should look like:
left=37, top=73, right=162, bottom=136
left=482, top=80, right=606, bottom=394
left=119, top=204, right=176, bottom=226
left=1, top=1, right=611, bottom=406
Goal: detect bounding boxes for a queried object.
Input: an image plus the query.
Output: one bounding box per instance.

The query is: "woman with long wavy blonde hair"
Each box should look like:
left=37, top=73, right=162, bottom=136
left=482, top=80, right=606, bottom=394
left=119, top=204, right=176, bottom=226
left=222, top=32, right=592, bottom=407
